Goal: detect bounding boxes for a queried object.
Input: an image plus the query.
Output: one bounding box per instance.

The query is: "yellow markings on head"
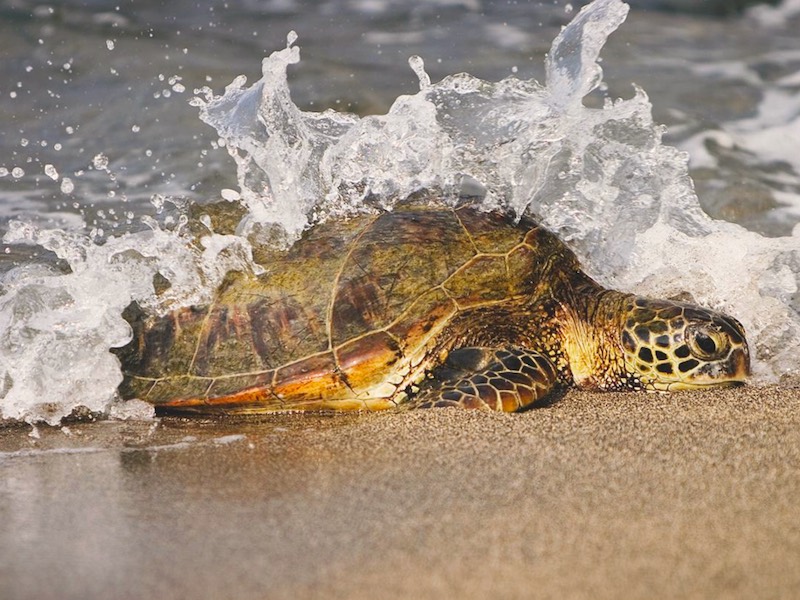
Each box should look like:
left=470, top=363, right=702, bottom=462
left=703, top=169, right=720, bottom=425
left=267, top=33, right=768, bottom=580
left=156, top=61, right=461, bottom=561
left=619, top=297, right=750, bottom=391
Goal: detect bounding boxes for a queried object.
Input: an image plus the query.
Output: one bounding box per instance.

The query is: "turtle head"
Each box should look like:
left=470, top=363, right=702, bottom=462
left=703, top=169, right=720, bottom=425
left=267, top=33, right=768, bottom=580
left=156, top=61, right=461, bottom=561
left=617, top=296, right=750, bottom=391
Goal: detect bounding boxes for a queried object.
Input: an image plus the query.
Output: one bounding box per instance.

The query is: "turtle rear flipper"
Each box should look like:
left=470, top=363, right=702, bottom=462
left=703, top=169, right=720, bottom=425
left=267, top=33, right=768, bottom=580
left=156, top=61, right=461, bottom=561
left=412, top=347, right=560, bottom=412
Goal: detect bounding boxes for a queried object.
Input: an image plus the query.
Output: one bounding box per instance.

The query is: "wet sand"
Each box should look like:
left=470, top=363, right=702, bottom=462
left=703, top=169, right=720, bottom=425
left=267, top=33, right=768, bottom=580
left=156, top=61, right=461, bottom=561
left=2, top=384, right=799, bottom=600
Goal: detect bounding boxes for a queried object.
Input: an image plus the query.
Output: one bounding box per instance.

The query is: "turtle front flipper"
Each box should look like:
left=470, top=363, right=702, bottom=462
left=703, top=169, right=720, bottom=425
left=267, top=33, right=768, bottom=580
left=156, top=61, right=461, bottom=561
left=411, top=347, right=560, bottom=412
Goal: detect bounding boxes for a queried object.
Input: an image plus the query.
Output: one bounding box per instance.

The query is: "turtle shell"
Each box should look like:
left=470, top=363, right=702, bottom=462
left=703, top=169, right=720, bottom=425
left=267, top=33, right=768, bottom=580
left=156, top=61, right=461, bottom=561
left=114, top=202, right=577, bottom=413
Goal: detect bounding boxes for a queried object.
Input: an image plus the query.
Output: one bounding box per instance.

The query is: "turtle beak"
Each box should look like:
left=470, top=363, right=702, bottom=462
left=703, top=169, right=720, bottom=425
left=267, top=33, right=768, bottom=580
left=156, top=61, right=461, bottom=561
left=667, top=342, right=750, bottom=391
left=665, top=379, right=745, bottom=391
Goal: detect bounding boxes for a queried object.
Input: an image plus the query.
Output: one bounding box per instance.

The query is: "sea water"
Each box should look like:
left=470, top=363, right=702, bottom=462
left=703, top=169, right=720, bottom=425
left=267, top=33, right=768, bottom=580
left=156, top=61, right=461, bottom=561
left=0, top=0, right=798, bottom=425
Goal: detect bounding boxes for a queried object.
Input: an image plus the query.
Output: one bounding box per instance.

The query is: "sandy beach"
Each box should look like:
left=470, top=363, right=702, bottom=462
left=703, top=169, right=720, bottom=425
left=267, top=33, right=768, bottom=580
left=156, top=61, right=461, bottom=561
left=1, top=383, right=799, bottom=600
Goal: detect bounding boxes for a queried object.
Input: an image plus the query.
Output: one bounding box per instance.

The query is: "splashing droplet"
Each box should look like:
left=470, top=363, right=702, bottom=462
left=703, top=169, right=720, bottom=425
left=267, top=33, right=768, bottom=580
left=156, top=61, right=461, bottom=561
left=92, top=153, right=109, bottom=171
left=220, top=188, right=241, bottom=201
left=408, top=55, right=431, bottom=90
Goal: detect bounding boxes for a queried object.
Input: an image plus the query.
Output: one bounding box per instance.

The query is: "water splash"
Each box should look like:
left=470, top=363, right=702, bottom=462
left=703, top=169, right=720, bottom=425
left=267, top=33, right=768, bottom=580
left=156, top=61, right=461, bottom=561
left=0, top=210, right=261, bottom=425
left=191, top=0, right=798, bottom=381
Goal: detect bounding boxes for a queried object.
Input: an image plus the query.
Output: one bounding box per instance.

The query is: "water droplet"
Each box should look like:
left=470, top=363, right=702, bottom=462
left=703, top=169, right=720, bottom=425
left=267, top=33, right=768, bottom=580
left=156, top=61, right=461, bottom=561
left=92, top=153, right=109, bottom=170
left=131, top=125, right=140, bottom=133
left=11, top=167, right=24, bottom=178
left=220, top=188, right=241, bottom=201
left=106, top=39, right=115, bottom=50
left=408, top=55, right=431, bottom=90
left=44, top=164, right=59, bottom=180
left=150, top=194, right=165, bottom=212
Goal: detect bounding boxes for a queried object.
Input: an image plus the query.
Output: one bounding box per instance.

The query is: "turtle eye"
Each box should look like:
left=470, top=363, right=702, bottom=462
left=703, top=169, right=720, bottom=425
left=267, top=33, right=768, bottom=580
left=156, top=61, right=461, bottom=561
left=687, top=326, right=728, bottom=360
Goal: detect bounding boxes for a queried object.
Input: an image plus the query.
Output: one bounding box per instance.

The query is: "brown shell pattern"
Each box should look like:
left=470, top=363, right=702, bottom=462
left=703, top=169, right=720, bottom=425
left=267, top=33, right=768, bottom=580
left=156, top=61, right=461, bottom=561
left=114, top=203, right=567, bottom=412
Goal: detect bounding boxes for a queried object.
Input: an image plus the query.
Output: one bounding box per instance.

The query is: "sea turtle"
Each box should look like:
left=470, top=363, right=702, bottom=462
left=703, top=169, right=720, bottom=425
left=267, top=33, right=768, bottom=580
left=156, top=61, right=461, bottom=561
left=114, top=200, right=750, bottom=414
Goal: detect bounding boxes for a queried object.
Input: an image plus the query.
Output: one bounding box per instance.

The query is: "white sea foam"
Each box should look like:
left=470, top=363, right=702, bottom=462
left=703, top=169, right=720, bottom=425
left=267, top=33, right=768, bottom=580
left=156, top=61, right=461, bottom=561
left=0, top=218, right=261, bottom=425
left=749, top=0, right=800, bottom=26
left=680, top=50, right=800, bottom=228
left=0, top=446, right=106, bottom=461
left=213, top=434, right=247, bottom=445
left=0, top=0, right=798, bottom=425
left=107, top=398, right=155, bottom=421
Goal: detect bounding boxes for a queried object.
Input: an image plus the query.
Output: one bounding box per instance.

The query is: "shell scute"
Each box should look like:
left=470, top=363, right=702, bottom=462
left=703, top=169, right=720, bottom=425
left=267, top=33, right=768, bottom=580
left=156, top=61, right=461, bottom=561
left=443, top=254, right=509, bottom=306
left=206, top=372, right=274, bottom=402
left=119, top=305, right=208, bottom=381
left=273, top=352, right=345, bottom=402
left=331, top=209, right=474, bottom=346
left=336, top=331, right=404, bottom=396
left=244, top=295, right=329, bottom=369
left=507, top=244, right=548, bottom=296
left=455, top=208, right=531, bottom=253
left=191, top=304, right=264, bottom=377
left=522, top=227, right=576, bottom=269
left=147, top=375, right=212, bottom=404
left=387, top=288, right=457, bottom=350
